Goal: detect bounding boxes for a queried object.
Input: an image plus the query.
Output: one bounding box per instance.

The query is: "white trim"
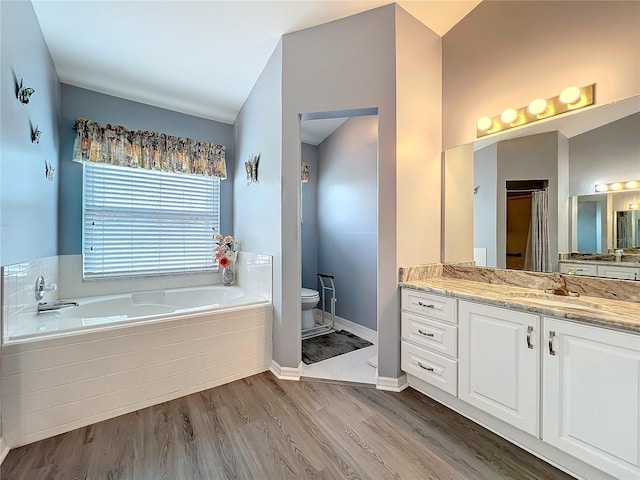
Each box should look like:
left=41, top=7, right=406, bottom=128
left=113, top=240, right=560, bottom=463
left=270, top=360, right=303, bottom=381
left=376, top=374, right=409, bottom=392
left=0, top=437, right=9, bottom=466
left=315, top=310, right=378, bottom=344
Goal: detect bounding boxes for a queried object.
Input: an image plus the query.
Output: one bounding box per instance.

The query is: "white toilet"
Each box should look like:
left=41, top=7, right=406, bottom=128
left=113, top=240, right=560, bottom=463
left=301, top=288, right=320, bottom=329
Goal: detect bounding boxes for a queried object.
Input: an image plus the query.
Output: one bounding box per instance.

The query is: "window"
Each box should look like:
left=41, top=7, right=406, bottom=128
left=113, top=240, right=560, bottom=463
left=83, top=162, right=219, bottom=279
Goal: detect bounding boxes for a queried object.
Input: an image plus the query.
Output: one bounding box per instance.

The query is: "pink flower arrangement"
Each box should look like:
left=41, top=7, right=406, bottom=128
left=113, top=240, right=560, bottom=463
left=213, top=234, right=237, bottom=268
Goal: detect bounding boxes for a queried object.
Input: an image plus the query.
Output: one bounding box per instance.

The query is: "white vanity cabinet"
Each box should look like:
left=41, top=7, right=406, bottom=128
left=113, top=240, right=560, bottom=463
left=401, top=290, right=458, bottom=396
left=401, top=286, right=639, bottom=479
left=559, top=261, right=640, bottom=280
left=458, top=301, right=540, bottom=436
left=543, top=318, right=640, bottom=479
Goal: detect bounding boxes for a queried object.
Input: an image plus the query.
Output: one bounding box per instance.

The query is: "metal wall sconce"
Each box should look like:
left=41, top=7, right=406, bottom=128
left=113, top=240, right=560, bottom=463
left=476, top=84, right=595, bottom=138
left=245, top=154, right=260, bottom=186
left=31, top=124, right=42, bottom=145
left=595, top=180, right=639, bottom=193
left=301, top=162, right=310, bottom=183
left=17, top=79, right=35, bottom=105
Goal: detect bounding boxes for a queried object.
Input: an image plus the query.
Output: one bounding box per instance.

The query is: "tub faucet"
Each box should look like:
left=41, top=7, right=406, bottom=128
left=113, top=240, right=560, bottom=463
left=37, top=300, right=79, bottom=313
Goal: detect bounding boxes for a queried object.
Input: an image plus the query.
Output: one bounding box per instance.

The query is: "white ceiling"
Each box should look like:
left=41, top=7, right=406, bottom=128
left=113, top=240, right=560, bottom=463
left=32, top=0, right=480, bottom=126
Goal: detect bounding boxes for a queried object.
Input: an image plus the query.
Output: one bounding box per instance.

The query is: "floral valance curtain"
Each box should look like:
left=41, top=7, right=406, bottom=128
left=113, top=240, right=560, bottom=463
left=73, top=118, right=227, bottom=179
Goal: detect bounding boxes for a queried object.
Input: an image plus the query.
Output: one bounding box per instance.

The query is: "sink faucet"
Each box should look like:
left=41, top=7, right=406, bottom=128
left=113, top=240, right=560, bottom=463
left=37, top=300, right=79, bottom=313
left=546, top=276, right=579, bottom=297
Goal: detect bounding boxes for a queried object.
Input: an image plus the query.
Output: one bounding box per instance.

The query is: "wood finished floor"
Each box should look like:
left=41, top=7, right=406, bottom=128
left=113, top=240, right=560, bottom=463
left=1, top=373, right=574, bottom=480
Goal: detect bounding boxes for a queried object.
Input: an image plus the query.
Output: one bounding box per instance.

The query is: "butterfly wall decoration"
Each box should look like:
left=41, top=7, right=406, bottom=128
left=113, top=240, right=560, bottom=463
left=245, top=154, right=260, bottom=186
left=45, top=160, right=55, bottom=181
left=32, top=125, right=42, bottom=145
left=17, top=79, right=35, bottom=105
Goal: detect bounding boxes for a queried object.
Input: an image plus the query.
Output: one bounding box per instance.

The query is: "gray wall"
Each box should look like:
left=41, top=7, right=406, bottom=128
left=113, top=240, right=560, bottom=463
left=1, top=0, right=60, bottom=266
left=473, top=143, right=498, bottom=267
left=569, top=113, right=640, bottom=196
left=496, top=132, right=561, bottom=270
left=317, top=116, right=378, bottom=331
left=301, top=142, right=318, bottom=291
left=281, top=5, right=398, bottom=375
left=58, top=84, right=234, bottom=255
left=232, top=41, right=285, bottom=364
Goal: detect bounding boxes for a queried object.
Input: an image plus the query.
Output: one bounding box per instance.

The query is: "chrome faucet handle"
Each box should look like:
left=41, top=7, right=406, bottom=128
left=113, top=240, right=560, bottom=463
left=35, top=276, right=57, bottom=301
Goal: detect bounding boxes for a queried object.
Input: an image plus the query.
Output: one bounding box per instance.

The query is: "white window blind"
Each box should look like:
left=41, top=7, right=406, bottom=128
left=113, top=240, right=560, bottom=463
left=83, top=162, right=219, bottom=279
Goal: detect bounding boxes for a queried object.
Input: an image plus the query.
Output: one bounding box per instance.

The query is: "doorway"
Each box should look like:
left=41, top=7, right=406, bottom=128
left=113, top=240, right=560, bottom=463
left=505, top=180, right=548, bottom=270
left=299, top=109, right=379, bottom=384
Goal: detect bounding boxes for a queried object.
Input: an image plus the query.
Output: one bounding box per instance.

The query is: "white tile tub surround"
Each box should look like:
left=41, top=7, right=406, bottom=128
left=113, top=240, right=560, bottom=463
left=235, top=252, right=273, bottom=301
left=0, top=252, right=274, bottom=448
left=1, top=303, right=273, bottom=448
left=2, top=256, right=59, bottom=340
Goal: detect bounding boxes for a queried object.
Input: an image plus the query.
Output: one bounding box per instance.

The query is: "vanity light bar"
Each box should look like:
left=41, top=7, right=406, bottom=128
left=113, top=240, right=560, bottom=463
left=595, top=180, right=640, bottom=193
left=476, top=84, right=595, bottom=138
left=630, top=203, right=640, bottom=210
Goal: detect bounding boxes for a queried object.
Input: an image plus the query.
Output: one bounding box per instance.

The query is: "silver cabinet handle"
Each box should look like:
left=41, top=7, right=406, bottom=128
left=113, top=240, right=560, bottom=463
left=417, top=301, right=435, bottom=308
left=526, top=325, right=534, bottom=349
left=417, top=362, right=434, bottom=372
left=418, top=329, right=434, bottom=337
left=548, top=331, right=556, bottom=355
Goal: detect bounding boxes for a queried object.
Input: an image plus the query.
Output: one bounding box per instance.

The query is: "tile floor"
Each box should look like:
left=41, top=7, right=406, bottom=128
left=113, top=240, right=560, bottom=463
left=302, top=339, right=377, bottom=384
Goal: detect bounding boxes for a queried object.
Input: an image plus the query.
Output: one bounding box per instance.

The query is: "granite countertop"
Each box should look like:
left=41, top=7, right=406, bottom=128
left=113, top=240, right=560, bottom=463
left=400, top=277, right=640, bottom=334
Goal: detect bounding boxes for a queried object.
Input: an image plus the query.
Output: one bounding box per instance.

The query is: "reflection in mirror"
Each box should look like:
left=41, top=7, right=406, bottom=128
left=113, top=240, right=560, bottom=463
left=573, top=190, right=640, bottom=252
left=616, top=209, right=639, bottom=249
left=444, top=95, right=640, bottom=278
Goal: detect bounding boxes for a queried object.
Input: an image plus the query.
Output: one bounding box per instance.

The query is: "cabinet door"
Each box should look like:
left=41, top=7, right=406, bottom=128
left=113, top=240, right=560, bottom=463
left=543, top=318, right=640, bottom=479
left=459, top=301, right=540, bottom=436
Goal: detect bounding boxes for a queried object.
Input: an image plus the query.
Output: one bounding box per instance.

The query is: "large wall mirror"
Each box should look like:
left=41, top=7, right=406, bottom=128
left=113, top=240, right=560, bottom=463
left=443, top=95, right=640, bottom=277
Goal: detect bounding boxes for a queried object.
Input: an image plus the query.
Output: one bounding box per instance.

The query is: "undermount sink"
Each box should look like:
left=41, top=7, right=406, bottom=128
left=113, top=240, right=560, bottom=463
left=504, top=291, right=602, bottom=311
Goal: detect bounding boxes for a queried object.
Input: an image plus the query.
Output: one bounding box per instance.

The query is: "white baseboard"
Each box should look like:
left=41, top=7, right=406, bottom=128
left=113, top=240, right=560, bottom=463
left=314, top=310, right=378, bottom=344
left=270, top=360, right=303, bottom=381
left=376, top=374, right=409, bottom=392
left=0, top=437, right=9, bottom=466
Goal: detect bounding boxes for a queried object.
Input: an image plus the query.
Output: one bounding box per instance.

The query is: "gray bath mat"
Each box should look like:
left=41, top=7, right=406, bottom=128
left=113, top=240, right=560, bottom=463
left=302, top=330, right=373, bottom=365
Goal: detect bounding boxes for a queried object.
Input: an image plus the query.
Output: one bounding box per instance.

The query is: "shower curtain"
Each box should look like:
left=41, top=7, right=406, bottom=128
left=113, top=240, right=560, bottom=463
left=524, top=189, right=551, bottom=272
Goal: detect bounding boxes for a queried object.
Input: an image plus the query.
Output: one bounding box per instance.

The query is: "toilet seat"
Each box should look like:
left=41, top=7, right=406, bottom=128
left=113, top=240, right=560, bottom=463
left=301, top=288, right=319, bottom=299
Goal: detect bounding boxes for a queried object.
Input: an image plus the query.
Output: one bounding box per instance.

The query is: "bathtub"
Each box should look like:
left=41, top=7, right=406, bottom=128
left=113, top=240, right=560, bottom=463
left=6, top=285, right=269, bottom=343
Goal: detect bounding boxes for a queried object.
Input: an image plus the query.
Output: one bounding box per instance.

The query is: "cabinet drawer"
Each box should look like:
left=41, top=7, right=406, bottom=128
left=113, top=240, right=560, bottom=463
left=401, top=289, right=457, bottom=324
left=401, top=341, right=457, bottom=396
left=402, top=312, right=458, bottom=358
left=596, top=264, right=640, bottom=280
left=558, top=262, right=598, bottom=277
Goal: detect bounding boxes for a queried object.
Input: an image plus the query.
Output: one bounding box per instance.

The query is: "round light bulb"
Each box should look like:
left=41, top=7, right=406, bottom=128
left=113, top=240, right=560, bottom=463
left=528, top=98, right=547, bottom=115
left=559, top=86, right=581, bottom=104
left=624, top=180, right=639, bottom=189
left=477, top=116, right=493, bottom=131
left=630, top=203, right=640, bottom=210
left=610, top=183, right=623, bottom=191
left=595, top=184, right=608, bottom=192
left=501, top=108, right=518, bottom=124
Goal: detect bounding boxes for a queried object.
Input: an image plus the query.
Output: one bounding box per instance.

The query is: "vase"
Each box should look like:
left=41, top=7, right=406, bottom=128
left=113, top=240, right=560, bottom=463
left=222, top=265, right=235, bottom=286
